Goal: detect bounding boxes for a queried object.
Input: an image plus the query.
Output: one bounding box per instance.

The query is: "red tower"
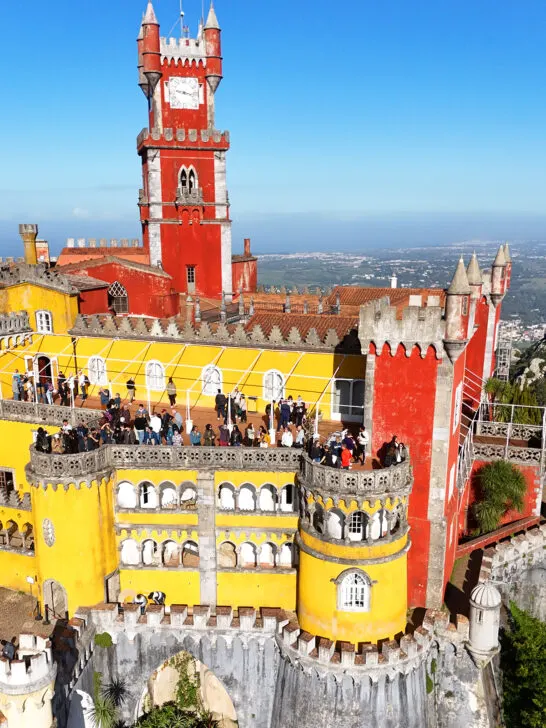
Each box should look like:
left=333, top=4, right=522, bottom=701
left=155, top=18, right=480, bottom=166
left=137, top=1, right=236, bottom=300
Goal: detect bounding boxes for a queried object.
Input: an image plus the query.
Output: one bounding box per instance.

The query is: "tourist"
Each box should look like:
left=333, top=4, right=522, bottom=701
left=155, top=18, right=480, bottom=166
left=357, top=426, right=369, bottom=465
left=190, top=425, right=202, bottom=446
left=281, top=426, right=293, bottom=448
left=215, top=390, right=227, bottom=420
left=166, top=377, right=177, bottom=406
left=11, top=370, right=21, bottom=401
left=133, top=405, right=149, bottom=444
left=126, top=378, right=136, bottom=403
left=230, top=425, right=243, bottom=447
left=204, top=424, right=216, bottom=447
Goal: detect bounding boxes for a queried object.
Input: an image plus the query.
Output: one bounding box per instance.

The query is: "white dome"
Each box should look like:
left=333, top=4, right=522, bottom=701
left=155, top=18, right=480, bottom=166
left=470, top=582, right=501, bottom=609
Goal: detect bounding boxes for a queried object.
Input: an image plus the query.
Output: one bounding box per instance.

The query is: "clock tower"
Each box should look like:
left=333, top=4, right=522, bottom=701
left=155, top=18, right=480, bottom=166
left=137, top=1, right=234, bottom=300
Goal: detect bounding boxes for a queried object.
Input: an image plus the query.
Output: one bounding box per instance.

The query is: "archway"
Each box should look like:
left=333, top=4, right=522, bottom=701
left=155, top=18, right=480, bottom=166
left=137, top=650, right=238, bottom=728
left=43, top=578, right=68, bottom=620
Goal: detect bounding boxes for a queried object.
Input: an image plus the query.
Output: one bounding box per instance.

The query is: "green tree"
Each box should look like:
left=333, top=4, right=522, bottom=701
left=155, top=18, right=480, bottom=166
left=501, top=603, right=546, bottom=728
left=472, top=460, right=527, bottom=535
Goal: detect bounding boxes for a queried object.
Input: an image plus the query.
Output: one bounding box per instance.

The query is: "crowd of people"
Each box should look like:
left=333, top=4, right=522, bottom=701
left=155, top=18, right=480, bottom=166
left=16, top=370, right=405, bottom=469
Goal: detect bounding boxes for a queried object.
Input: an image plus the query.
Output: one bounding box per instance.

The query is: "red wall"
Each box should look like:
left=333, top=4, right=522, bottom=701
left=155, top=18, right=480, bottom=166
left=371, top=343, right=439, bottom=607
left=232, top=258, right=258, bottom=294
left=69, top=262, right=179, bottom=318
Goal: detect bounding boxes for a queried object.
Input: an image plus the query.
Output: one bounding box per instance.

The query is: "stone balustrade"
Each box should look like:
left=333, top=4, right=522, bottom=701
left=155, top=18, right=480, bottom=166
left=0, top=400, right=102, bottom=428
left=27, top=444, right=302, bottom=482
left=0, top=311, right=31, bottom=335
left=299, top=450, right=413, bottom=498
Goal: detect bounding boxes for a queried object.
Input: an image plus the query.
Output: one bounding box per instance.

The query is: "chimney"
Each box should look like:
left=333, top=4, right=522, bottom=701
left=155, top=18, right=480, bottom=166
left=19, top=224, right=38, bottom=265
left=244, top=238, right=251, bottom=257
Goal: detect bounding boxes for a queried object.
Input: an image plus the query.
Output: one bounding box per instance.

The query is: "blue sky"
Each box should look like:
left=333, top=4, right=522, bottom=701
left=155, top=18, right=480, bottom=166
left=2, top=0, right=546, bottom=254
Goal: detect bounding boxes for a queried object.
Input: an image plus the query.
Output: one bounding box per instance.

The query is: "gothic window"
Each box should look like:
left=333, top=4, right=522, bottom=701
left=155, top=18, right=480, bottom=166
left=108, top=281, right=129, bottom=314
left=146, top=361, right=165, bottom=392
left=336, top=570, right=372, bottom=612
left=88, top=356, right=107, bottom=386
left=35, top=310, right=53, bottom=334
left=263, top=370, right=285, bottom=402
left=202, top=365, right=222, bottom=396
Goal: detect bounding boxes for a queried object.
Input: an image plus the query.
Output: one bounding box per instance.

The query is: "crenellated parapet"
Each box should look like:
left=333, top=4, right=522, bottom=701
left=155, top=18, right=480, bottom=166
left=0, top=634, right=56, bottom=696
left=70, top=313, right=354, bottom=351
left=359, top=297, right=446, bottom=358
left=26, top=444, right=301, bottom=486
left=137, top=127, right=230, bottom=151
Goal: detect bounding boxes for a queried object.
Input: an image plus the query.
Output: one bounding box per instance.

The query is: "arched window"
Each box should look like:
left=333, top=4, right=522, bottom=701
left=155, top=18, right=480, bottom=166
left=35, top=310, right=53, bottom=334
left=117, top=481, right=137, bottom=510
left=202, top=365, right=222, bottom=396
left=180, top=166, right=198, bottom=193
left=336, top=570, right=372, bottom=612
left=347, top=511, right=368, bottom=542
left=146, top=361, right=165, bottom=392
left=108, top=281, right=129, bottom=314
left=263, top=370, right=285, bottom=402
left=88, top=356, right=108, bottom=386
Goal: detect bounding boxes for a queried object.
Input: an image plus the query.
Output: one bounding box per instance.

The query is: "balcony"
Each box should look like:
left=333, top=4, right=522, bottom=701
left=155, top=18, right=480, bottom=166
left=298, top=450, right=413, bottom=498
left=27, top=444, right=302, bottom=482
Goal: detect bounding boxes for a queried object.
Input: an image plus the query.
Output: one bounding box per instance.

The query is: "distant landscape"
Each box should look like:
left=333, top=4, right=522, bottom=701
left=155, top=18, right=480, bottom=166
left=257, top=240, right=546, bottom=343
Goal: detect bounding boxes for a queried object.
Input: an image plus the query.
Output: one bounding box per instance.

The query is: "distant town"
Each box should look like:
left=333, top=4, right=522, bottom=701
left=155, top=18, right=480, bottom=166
left=257, top=239, right=546, bottom=346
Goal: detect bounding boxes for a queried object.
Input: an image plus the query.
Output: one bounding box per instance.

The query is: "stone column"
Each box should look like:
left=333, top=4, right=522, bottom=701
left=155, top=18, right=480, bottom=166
left=197, top=471, right=217, bottom=606
left=426, top=360, right=454, bottom=607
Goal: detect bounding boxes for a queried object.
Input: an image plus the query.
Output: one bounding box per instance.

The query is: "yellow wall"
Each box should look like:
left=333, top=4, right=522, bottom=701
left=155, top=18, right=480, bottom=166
left=297, top=529, right=408, bottom=644
left=0, top=334, right=365, bottom=420
left=217, top=571, right=296, bottom=610
left=32, top=476, right=118, bottom=614
left=0, top=282, right=78, bottom=335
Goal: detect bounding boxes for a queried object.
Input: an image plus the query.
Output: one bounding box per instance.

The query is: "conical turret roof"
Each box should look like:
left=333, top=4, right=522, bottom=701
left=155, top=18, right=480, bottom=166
left=205, top=2, right=220, bottom=29
left=466, top=253, right=482, bottom=286
left=503, top=243, right=512, bottom=263
left=143, top=1, right=159, bottom=25
left=448, top=257, right=471, bottom=295
left=493, top=245, right=506, bottom=267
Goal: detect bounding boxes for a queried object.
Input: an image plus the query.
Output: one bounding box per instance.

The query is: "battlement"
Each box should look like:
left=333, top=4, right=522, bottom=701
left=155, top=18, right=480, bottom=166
left=77, top=602, right=469, bottom=679
left=299, top=451, right=413, bottom=499
left=160, top=36, right=207, bottom=63
left=27, top=444, right=301, bottom=485
left=0, top=311, right=31, bottom=336
left=137, top=128, right=230, bottom=150
left=70, top=313, right=351, bottom=352
left=480, top=524, right=546, bottom=585
left=66, top=238, right=141, bottom=249
left=0, top=262, right=78, bottom=294
left=359, top=297, right=446, bottom=359
left=0, top=634, right=55, bottom=696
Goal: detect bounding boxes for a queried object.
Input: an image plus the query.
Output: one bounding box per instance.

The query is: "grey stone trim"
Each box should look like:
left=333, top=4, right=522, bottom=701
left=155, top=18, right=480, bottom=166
left=295, top=531, right=411, bottom=566
left=197, top=471, right=217, bottom=606
left=425, top=360, right=454, bottom=608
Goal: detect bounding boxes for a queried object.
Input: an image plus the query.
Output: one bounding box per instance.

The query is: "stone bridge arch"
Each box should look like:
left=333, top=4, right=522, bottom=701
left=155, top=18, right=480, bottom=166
left=82, top=627, right=280, bottom=728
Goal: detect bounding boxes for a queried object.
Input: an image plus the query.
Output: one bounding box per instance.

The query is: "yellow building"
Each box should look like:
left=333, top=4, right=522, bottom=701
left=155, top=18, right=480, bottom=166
left=0, top=255, right=412, bottom=648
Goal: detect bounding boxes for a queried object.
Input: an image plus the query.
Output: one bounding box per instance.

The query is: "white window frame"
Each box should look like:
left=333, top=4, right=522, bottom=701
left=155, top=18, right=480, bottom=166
left=202, top=365, right=222, bottom=396
left=88, top=356, right=108, bottom=386
left=452, top=382, right=463, bottom=434
left=336, top=569, right=372, bottom=612
left=331, top=378, right=365, bottom=422
left=146, top=361, right=165, bottom=392
left=35, top=310, right=53, bottom=334
left=263, top=369, right=285, bottom=402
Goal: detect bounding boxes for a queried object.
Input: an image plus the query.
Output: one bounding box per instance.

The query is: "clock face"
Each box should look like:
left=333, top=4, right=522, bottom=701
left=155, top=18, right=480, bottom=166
left=169, top=77, right=200, bottom=110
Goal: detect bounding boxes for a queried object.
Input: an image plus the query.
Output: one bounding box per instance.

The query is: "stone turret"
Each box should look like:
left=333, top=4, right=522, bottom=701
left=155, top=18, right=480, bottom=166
left=468, top=582, right=501, bottom=665
left=444, top=257, right=471, bottom=363
left=0, top=634, right=56, bottom=728
left=490, top=245, right=507, bottom=306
